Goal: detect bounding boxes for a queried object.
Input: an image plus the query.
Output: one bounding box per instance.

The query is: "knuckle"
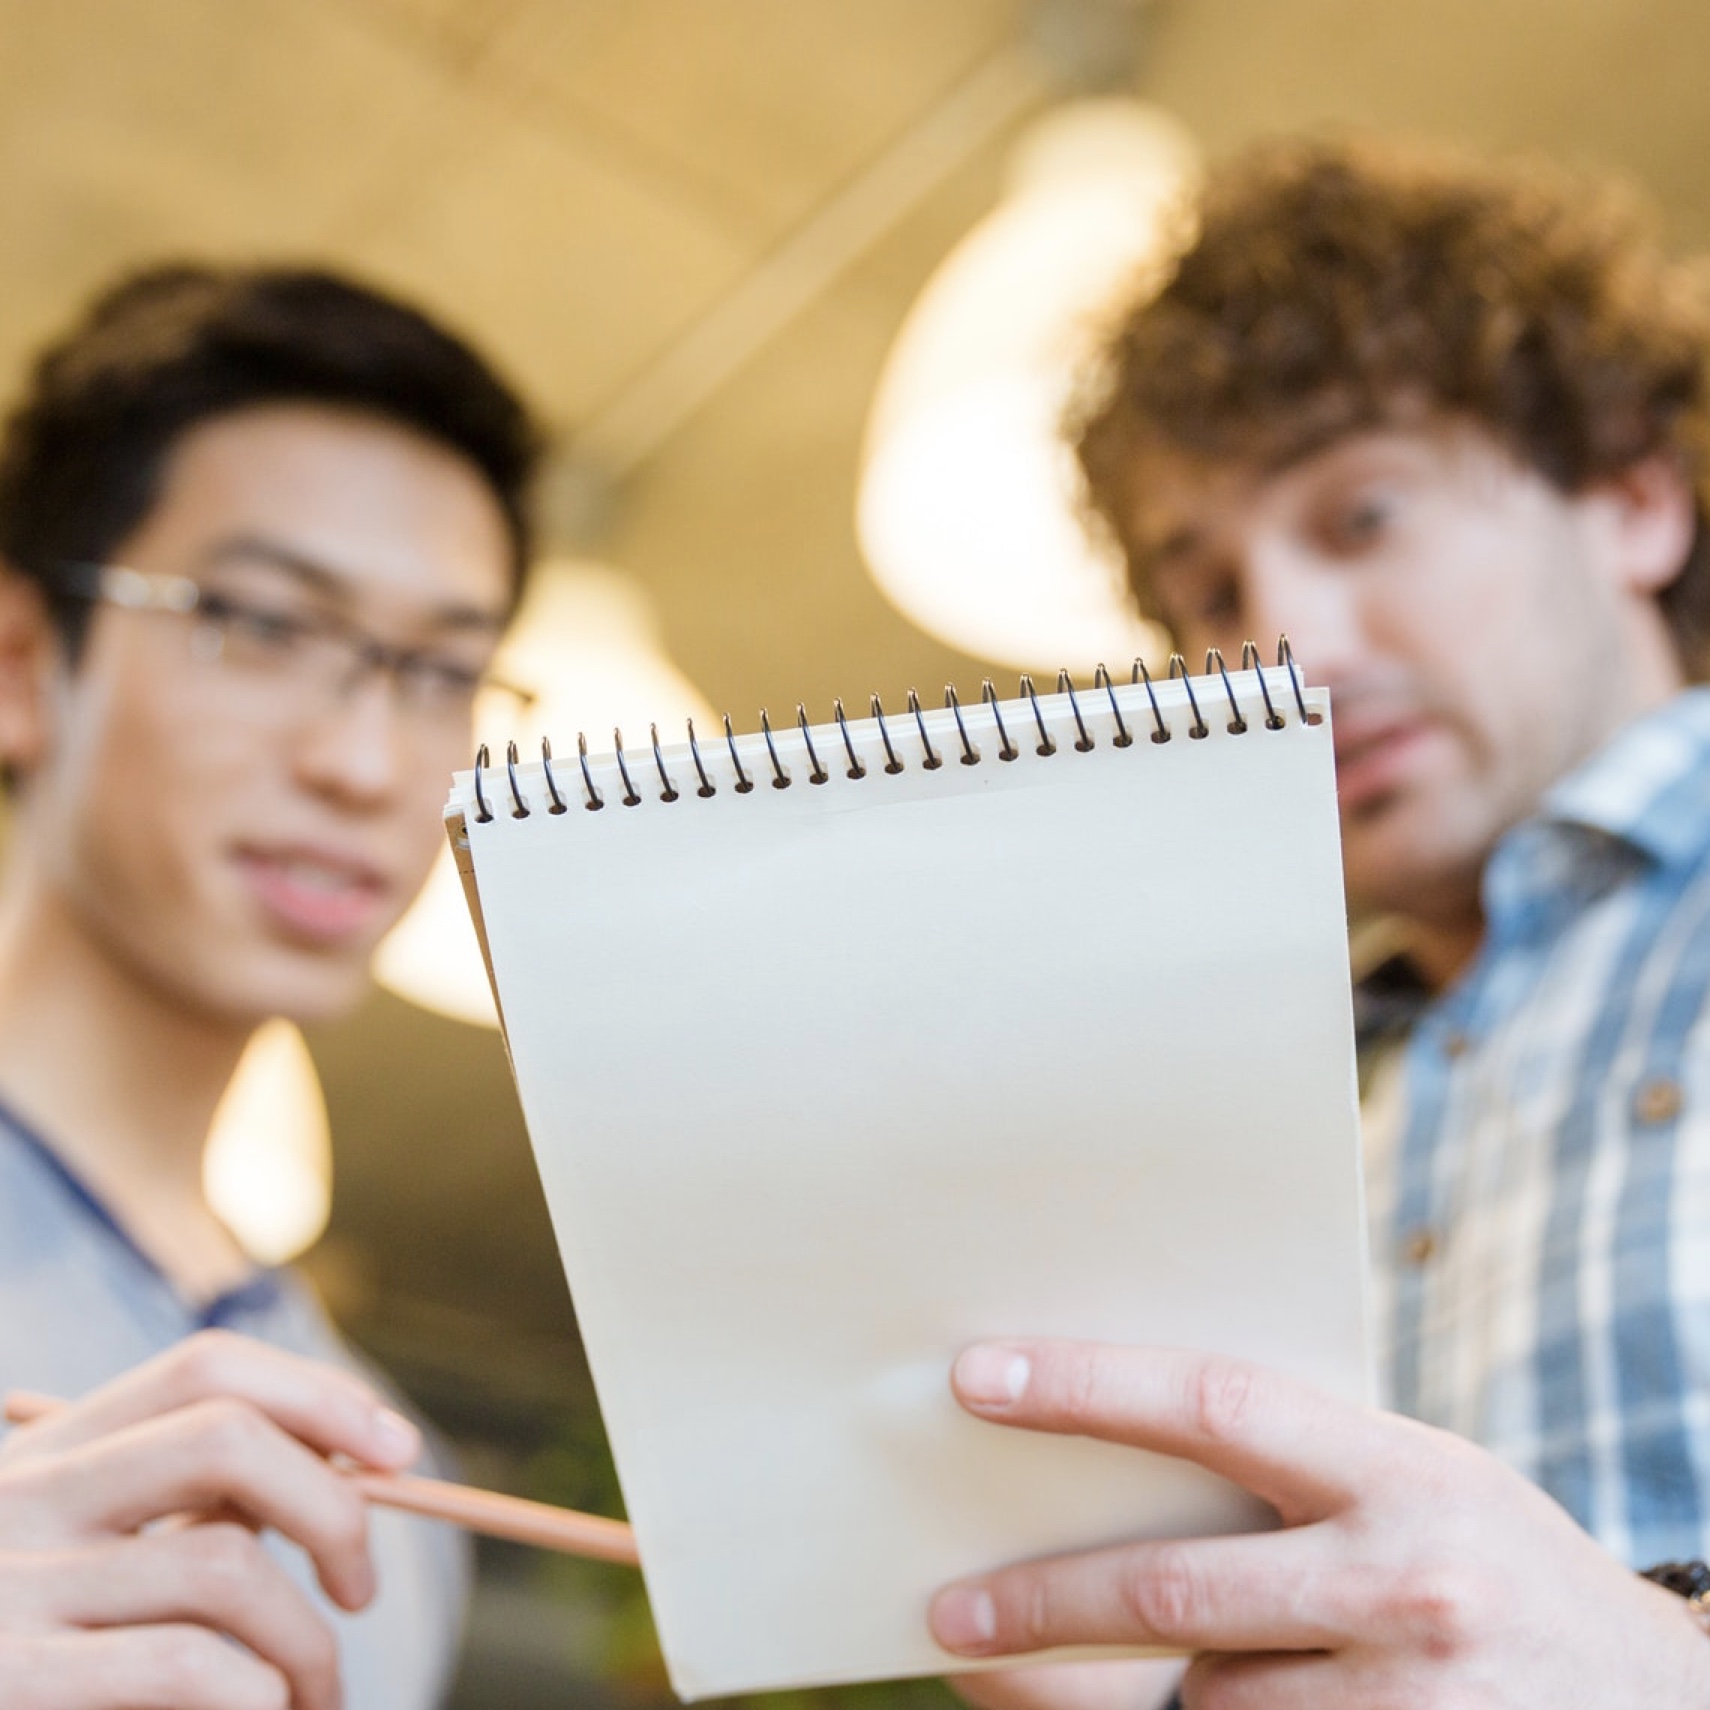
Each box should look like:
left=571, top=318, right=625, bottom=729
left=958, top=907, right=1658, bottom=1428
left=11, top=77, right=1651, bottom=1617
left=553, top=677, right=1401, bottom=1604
left=182, top=1529, right=341, bottom=1693
left=300, top=1613, right=341, bottom=1686
left=136, top=1625, right=290, bottom=1710
left=1118, top=1543, right=1206, bottom=1641
left=175, top=1329, right=249, bottom=1397
left=0, top=1465, right=64, bottom=1542
left=1056, top=1351, right=1110, bottom=1431
left=1188, top=1358, right=1261, bottom=1447
left=1015, top=1572, right=1061, bottom=1650
left=195, top=1397, right=268, bottom=1469
left=323, top=1483, right=370, bottom=1557
left=1379, top=1559, right=1483, bottom=1659
left=187, top=1520, right=266, bottom=1586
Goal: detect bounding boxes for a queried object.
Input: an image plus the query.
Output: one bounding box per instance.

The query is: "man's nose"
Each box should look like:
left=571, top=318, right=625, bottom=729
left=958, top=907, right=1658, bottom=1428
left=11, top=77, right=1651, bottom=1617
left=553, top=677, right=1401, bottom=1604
left=292, top=668, right=409, bottom=807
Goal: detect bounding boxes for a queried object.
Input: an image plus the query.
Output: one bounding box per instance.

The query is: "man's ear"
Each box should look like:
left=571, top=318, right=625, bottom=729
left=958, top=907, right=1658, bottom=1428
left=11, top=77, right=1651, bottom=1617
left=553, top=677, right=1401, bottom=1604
left=0, top=567, right=61, bottom=775
left=1596, top=453, right=1697, bottom=597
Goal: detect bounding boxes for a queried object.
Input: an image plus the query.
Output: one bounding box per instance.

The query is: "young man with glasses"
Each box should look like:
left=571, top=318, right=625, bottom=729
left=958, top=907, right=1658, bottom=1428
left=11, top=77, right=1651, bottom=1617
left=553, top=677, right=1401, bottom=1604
left=925, top=138, right=1710, bottom=1708
left=0, top=264, right=538, bottom=1710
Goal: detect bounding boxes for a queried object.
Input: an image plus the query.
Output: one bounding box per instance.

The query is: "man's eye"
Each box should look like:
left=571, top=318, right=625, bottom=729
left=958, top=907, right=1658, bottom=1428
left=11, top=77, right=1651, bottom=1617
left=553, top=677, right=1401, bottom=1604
left=203, top=595, right=316, bottom=651
left=400, top=656, right=485, bottom=704
left=1328, top=493, right=1393, bottom=548
left=1191, top=579, right=1241, bottom=628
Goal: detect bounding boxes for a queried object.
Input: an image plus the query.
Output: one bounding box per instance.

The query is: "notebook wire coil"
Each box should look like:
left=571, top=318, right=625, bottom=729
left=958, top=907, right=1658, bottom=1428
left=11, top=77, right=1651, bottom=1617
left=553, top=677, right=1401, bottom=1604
left=467, top=635, right=1321, bottom=823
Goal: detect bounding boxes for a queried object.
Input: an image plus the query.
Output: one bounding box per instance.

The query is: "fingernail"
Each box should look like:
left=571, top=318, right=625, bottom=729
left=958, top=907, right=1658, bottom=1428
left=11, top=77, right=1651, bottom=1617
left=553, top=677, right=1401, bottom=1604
left=931, top=1585, right=997, bottom=1653
left=371, top=1407, right=420, bottom=1464
left=341, top=1558, right=378, bottom=1613
left=954, top=1346, right=1030, bottom=1409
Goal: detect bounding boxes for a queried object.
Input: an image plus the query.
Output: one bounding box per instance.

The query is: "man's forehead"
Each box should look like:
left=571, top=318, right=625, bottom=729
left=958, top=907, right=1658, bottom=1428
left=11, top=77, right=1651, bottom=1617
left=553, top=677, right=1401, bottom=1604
left=1124, top=447, right=1261, bottom=562
left=125, top=407, right=518, bottom=624
left=150, top=404, right=508, bottom=544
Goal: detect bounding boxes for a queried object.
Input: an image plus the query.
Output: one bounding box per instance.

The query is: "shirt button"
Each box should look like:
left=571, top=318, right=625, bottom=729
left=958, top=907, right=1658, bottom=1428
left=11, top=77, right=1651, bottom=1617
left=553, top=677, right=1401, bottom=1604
left=1402, top=1226, right=1440, bottom=1266
left=1634, top=1077, right=1684, bottom=1125
left=1441, top=1030, right=1473, bottom=1059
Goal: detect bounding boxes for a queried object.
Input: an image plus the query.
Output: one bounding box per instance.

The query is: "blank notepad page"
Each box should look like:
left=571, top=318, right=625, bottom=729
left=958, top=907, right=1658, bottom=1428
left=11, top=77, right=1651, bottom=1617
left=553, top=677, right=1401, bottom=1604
left=450, top=663, right=1368, bottom=1699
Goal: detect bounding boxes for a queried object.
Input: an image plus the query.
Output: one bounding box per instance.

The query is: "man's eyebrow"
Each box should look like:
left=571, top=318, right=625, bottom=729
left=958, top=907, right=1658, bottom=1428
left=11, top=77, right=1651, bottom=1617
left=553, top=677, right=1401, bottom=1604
left=1137, top=523, right=1203, bottom=577
left=193, top=535, right=510, bottom=633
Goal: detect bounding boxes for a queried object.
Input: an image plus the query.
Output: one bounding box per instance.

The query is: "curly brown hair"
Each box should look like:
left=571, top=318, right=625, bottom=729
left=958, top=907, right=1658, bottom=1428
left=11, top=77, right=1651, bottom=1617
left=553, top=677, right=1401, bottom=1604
left=1072, top=135, right=1710, bottom=674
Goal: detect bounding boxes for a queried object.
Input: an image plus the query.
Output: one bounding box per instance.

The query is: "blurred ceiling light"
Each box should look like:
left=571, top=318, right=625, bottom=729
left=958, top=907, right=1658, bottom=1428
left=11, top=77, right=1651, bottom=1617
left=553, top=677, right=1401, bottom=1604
left=373, top=560, right=717, bottom=1029
left=203, top=1020, right=331, bottom=1266
left=857, top=98, right=1199, bottom=674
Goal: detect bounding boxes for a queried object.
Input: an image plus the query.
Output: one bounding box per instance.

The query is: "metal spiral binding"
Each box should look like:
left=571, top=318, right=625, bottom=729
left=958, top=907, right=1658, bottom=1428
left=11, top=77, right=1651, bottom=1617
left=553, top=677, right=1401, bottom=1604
left=797, top=705, right=829, bottom=784
left=907, top=689, right=942, bottom=770
left=467, top=638, right=1320, bottom=820
left=759, top=710, right=790, bottom=789
left=832, top=698, right=866, bottom=779
left=576, top=732, right=603, bottom=810
left=505, top=740, right=530, bottom=817
left=982, top=679, right=1018, bottom=761
left=723, top=714, right=754, bottom=793
left=539, top=737, right=568, bottom=812
left=1057, top=669, right=1094, bottom=752
left=1242, top=641, right=1285, bottom=731
left=869, top=694, right=904, bottom=775
left=686, top=718, right=717, bottom=796
left=1018, top=674, right=1056, bottom=756
left=1206, top=649, right=1248, bottom=735
left=945, top=685, right=978, bottom=765
left=1132, top=658, right=1170, bottom=744
left=1277, top=635, right=1319, bottom=725
left=650, top=724, right=680, bottom=802
left=1168, top=653, right=1211, bottom=739
left=612, top=729, right=642, bottom=806
left=1095, top=664, right=1132, bottom=748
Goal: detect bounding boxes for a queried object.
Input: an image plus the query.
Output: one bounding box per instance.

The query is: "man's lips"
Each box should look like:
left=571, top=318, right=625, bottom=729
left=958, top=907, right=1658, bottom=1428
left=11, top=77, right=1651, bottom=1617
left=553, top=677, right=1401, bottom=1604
left=234, top=846, right=392, bottom=943
left=1333, top=717, right=1436, bottom=815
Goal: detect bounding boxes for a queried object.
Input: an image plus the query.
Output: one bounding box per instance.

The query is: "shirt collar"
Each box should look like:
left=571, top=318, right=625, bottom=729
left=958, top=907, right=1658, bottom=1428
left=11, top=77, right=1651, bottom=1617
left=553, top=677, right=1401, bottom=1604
left=1538, top=688, right=1710, bottom=872
left=0, top=1093, right=286, bottom=1328
left=1359, top=689, right=1710, bottom=1011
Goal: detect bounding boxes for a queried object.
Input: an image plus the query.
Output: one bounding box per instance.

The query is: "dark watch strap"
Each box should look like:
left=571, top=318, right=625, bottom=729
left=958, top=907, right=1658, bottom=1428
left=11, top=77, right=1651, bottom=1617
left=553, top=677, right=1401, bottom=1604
left=1640, top=1560, right=1710, bottom=1636
left=1642, top=1561, right=1710, bottom=1599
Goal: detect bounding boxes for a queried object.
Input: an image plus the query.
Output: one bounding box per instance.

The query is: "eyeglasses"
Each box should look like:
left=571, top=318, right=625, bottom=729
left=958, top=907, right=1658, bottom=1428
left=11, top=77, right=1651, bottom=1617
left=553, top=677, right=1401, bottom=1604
left=55, top=564, right=534, bottom=736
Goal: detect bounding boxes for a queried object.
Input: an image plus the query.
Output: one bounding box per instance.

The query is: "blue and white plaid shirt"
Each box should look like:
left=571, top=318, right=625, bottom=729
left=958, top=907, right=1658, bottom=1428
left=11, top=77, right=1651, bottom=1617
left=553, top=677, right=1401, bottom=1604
left=1364, top=687, right=1710, bottom=1567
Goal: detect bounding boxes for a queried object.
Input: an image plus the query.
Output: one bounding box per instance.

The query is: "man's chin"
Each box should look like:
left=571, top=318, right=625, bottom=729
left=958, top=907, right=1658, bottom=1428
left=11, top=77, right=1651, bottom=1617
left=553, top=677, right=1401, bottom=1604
left=1341, top=808, right=1488, bottom=926
left=198, top=949, right=375, bottom=1032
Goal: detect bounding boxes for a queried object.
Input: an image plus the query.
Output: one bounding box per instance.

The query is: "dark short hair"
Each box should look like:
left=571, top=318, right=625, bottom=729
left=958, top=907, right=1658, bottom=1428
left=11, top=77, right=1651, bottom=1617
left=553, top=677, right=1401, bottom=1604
left=1072, top=136, right=1710, bottom=674
left=0, top=263, right=542, bottom=648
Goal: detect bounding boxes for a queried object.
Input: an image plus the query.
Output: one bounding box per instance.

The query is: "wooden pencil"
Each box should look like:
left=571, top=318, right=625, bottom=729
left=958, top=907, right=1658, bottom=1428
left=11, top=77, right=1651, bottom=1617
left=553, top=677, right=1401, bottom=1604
left=3, top=1389, right=640, bottom=1566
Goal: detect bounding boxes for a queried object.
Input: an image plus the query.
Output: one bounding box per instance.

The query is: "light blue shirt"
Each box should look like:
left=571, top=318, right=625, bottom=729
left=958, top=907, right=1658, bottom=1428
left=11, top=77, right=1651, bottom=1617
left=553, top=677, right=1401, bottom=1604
left=1377, top=688, right=1710, bottom=1566
left=0, top=1103, right=470, bottom=1709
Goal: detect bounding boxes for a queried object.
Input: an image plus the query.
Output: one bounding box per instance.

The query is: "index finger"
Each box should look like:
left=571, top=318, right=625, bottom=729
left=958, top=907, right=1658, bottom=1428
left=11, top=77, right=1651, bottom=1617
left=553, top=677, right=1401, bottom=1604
left=5, top=1329, right=417, bottom=1472
left=949, top=1341, right=1395, bottom=1520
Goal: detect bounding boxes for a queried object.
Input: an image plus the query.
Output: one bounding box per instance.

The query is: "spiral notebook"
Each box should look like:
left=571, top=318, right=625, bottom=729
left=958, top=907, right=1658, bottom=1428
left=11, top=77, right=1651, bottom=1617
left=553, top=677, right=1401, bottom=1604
left=447, top=654, right=1369, bottom=1700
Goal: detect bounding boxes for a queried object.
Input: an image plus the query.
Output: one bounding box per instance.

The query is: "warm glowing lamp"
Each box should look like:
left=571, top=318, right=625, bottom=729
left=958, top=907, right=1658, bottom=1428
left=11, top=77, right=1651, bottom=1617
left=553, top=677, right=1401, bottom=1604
left=203, top=1020, right=331, bottom=1265
left=373, top=560, right=717, bottom=1028
left=858, top=98, right=1198, bottom=674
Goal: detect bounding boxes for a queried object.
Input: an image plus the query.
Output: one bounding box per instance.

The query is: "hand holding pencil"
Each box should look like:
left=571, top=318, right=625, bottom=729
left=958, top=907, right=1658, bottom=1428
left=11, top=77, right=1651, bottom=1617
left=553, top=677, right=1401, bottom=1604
left=0, top=1330, right=636, bottom=1710
left=3, top=1387, right=638, bottom=1563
